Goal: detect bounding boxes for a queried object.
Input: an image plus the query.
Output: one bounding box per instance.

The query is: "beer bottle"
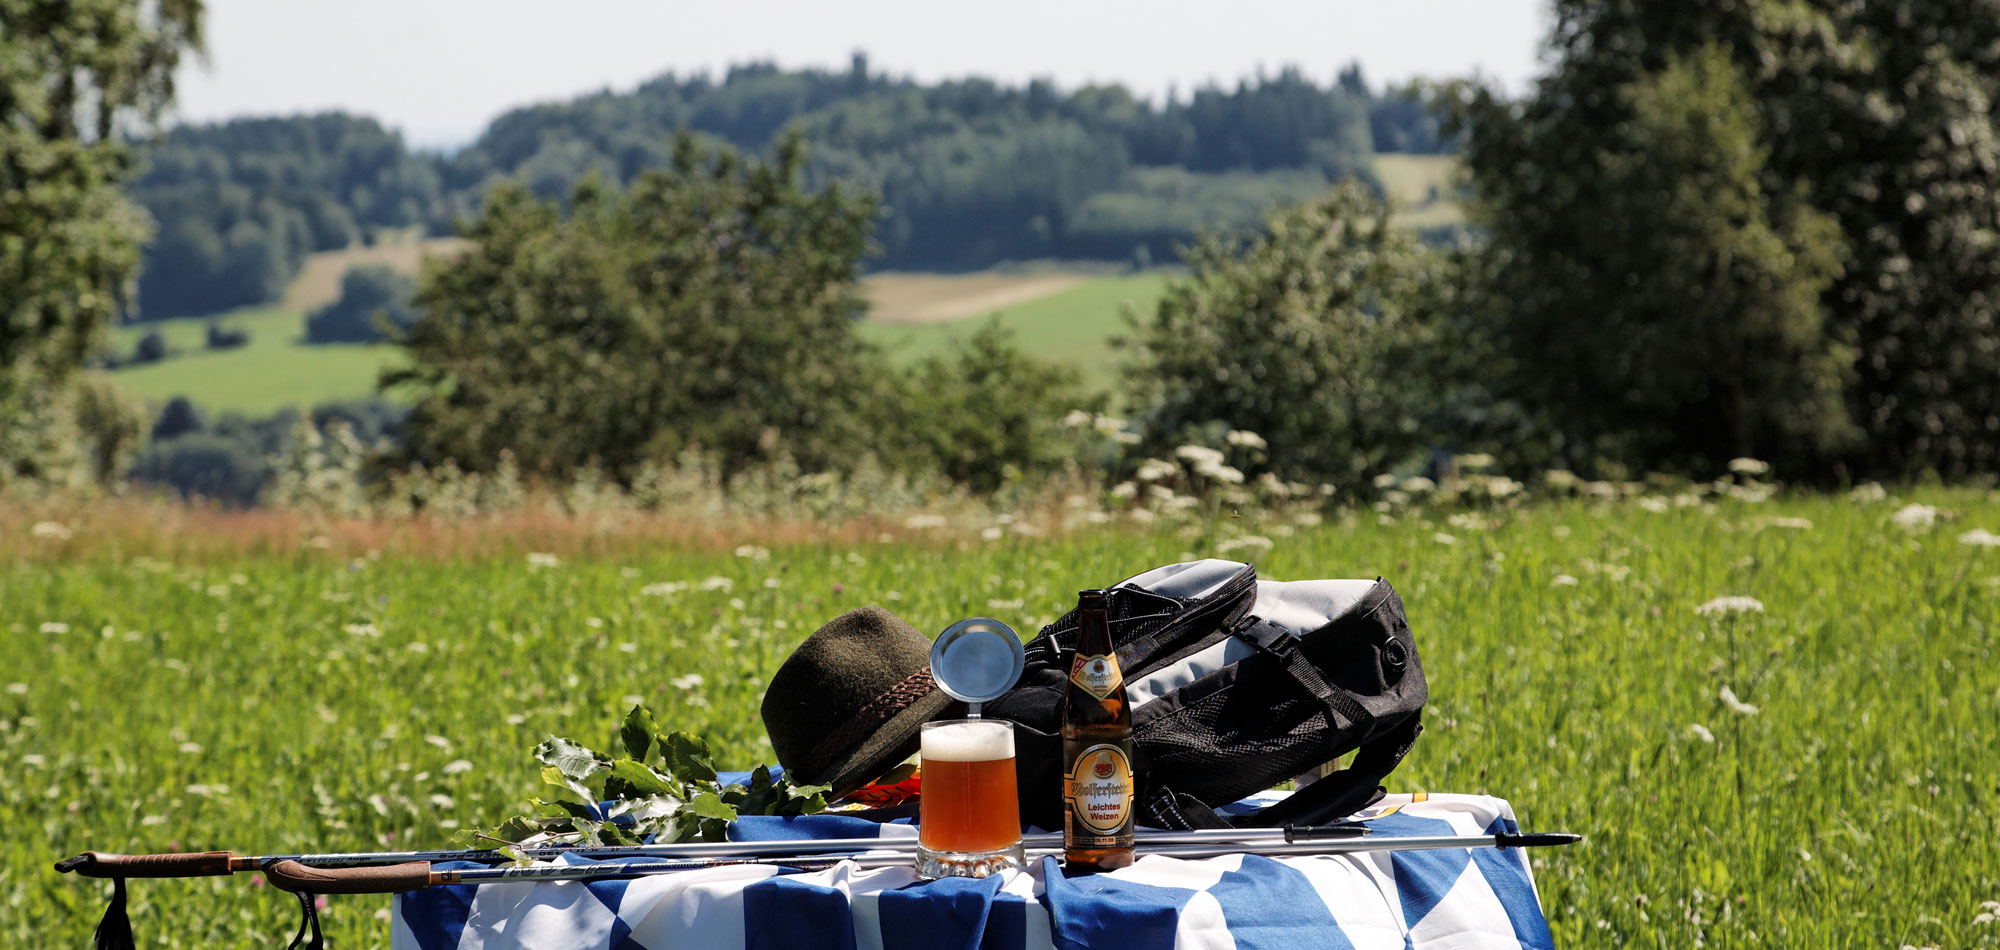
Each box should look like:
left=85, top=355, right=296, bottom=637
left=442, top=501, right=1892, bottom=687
left=1061, top=588, right=1135, bottom=871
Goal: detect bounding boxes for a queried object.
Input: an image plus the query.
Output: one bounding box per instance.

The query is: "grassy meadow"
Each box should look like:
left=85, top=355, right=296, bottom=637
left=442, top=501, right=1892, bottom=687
left=4, top=489, right=1998, bottom=947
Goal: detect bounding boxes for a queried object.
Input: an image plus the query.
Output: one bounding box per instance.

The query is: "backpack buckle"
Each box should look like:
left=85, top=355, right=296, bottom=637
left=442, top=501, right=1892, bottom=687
left=1234, top=617, right=1301, bottom=657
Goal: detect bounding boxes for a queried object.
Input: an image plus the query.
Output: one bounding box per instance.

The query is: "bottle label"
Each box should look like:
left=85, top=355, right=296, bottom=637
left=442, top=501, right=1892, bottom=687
left=1065, top=743, right=1134, bottom=835
left=1069, top=652, right=1123, bottom=699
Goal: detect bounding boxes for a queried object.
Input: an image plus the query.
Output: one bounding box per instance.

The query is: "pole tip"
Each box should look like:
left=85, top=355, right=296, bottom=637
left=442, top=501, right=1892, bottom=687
left=1497, top=832, right=1583, bottom=848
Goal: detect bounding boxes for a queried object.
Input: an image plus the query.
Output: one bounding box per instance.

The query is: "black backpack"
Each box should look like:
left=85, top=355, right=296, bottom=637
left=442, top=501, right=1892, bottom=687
left=988, top=559, right=1427, bottom=830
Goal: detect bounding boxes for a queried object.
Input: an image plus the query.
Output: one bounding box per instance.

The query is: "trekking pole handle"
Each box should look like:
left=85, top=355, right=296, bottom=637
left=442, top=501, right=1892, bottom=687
left=266, top=859, right=435, bottom=894
left=54, top=850, right=237, bottom=878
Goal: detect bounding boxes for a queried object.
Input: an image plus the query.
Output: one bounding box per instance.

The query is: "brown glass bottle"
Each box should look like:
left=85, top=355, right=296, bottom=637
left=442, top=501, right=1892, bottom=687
left=1061, top=588, right=1135, bottom=871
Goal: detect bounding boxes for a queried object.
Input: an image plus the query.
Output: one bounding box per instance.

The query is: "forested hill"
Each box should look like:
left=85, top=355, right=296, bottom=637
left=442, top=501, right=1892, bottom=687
left=129, top=58, right=1452, bottom=319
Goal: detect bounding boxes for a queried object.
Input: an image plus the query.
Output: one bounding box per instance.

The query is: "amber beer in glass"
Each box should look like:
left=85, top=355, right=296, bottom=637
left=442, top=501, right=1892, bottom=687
left=915, top=719, right=1025, bottom=878
left=1062, top=588, right=1135, bottom=871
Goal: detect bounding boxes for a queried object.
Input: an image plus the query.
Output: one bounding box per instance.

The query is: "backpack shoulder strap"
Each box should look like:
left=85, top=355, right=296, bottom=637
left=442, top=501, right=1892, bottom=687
left=1238, top=713, right=1423, bottom=827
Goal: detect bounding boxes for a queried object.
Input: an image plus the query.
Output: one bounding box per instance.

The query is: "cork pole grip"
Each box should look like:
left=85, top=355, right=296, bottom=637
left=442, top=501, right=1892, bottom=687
left=264, top=859, right=434, bottom=894
left=57, top=851, right=234, bottom=878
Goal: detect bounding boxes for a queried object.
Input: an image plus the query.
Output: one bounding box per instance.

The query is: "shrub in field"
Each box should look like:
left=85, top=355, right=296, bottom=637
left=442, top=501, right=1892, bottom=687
left=304, top=265, right=418, bottom=344
left=1124, top=182, right=1449, bottom=495
left=392, top=132, right=882, bottom=484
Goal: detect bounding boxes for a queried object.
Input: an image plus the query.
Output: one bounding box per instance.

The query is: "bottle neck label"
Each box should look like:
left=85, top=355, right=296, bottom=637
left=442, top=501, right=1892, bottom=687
left=1065, top=743, right=1134, bottom=835
left=1069, top=652, right=1123, bottom=700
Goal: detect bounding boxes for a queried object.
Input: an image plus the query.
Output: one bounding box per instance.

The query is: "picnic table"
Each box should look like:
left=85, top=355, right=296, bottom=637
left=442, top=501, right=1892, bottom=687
left=390, top=791, right=1556, bottom=950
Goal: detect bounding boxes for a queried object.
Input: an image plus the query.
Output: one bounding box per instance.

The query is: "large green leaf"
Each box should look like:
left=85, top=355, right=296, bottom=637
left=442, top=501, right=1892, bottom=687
left=620, top=705, right=659, bottom=763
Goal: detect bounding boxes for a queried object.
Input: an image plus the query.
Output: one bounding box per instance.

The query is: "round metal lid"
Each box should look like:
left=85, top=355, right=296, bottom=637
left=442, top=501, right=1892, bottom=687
left=930, top=617, right=1025, bottom=705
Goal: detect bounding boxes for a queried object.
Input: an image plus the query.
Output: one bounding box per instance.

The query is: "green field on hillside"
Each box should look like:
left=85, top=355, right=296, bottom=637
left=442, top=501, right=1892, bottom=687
left=108, top=271, right=1170, bottom=414
left=5, top=491, right=1998, bottom=947
left=109, top=308, right=404, bottom=414
left=1375, top=153, right=1465, bottom=230
left=860, top=272, right=1171, bottom=394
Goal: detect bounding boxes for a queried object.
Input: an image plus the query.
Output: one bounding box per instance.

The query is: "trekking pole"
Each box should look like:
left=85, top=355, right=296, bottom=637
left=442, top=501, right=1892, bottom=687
left=262, top=829, right=1582, bottom=894
left=53, top=822, right=1374, bottom=880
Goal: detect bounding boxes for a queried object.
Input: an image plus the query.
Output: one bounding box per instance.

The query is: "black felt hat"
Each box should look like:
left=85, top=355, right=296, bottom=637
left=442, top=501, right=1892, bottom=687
left=761, top=605, right=959, bottom=797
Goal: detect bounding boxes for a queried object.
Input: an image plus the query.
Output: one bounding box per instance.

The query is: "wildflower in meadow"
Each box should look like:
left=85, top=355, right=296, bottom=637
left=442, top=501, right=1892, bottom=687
left=425, top=735, right=452, bottom=750
left=670, top=673, right=704, bottom=690
left=1059, top=410, right=1094, bottom=428
left=344, top=622, right=380, bottom=637
left=1552, top=574, right=1579, bottom=587
left=980, top=526, right=1004, bottom=541
left=1432, top=532, right=1457, bottom=545
left=1225, top=429, right=1268, bottom=450
left=1891, top=503, right=1938, bottom=530
left=1696, top=596, right=1764, bottom=615
left=641, top=581, right=686, bottom=597
left=1174, top=445, right=1225, bottom=468
left=1216, top=535, right=1275, bottom=555
left=1719, top=685, right=1759, bottom=715
left=1849, top=482, right=1889, bottom=503
left=1133, top=458, right=1177, bottom=483
left=526, top=552, right=560, bottom=569
left=1760, top=517, right=1813, bottom=530
left=699, top=576, right=733, bottom=592
left=5, top=683, right=27, bottom=695
left=39, top=622, right=68, bottom=634
left=1727, top=457, right=1771, bottom=476
left=31, top=521, right=72, bottom=540
left=987, top=598, right=1025, bottom=610
left=443, top=759, right=474, bottom=775
left=1638, top=497, right=1670, bottom=514
left=1689, top=723, right=1715, bottom=743
left=1543, top=469, right=1579, bottom=491
left=903, top=513, right=947, bottom=530
left=1958, top=529, right=2000, bottom=548
left=734, top=545, right=770, bottom=560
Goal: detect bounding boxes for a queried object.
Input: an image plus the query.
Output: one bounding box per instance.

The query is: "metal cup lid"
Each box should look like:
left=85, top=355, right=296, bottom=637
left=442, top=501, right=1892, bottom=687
left=930, top=618, right=1025, bottom=705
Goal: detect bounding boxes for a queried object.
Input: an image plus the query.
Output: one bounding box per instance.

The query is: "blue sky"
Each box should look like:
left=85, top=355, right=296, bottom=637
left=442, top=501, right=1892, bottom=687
left=171, top=0, right=1550, bottom=149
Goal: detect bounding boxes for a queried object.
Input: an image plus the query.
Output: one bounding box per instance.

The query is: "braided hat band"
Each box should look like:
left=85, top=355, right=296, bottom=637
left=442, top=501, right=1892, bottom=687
left=794, top=666, right=937, bottom=780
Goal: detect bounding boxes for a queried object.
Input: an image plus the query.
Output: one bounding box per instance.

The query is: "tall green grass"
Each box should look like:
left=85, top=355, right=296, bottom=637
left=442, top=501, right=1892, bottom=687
left=4, top=490, right=1996, bottom=946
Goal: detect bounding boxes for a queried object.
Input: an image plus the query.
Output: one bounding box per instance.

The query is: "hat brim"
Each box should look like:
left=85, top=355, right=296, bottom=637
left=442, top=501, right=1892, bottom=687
left=813, top=686, right=960, bottom=798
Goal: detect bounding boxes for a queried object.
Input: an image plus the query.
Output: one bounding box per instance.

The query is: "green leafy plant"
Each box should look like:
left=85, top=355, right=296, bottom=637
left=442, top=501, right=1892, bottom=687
left=478, top=704, right=830, bottom=848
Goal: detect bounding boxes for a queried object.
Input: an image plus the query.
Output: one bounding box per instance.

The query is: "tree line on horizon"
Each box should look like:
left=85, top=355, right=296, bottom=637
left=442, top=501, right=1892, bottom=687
left=8, top=0, right=2000, bottom=504
left=127, top=57, right=1453, bottom=320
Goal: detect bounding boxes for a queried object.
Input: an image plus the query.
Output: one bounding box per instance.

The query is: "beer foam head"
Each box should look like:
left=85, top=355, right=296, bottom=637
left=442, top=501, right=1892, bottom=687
left=921, top=721, right=1015, bottom=762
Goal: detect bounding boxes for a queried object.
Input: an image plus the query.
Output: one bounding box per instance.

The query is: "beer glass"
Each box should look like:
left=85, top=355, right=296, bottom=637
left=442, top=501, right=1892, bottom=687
left=915, top=719, right=1024, bottom=879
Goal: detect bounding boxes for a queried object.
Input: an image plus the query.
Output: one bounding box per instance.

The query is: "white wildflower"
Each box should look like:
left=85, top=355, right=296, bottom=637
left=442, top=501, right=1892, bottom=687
left=178, top=742, right=202, bottom=754
left=5, top=683, right=27, bottom=695
left=1372, top=473, right=1400, bottom=490
left=762, top=577, right=781, bottom=588
left=428, top=794, right=455, bottom=810
left=425, top=735, right=452, bottom=750
left=669, top=673, right=704, bottom=690
left=1689, top=723, right=1715, bottom=743
left=904, top=513, right=948, bottom=530
left=617, top=642, right=637, bottom=653
left=1136, top=460, right=1176, bottom=484
left=1552, top=574, right=1579, bottom=587
left=184, top=783, right=229, bottom=797
left=1958, top=529, right=2000, bottom=548
left=1638, top=497, right=1670, bottom=513
left=1543, top=469, right=1579, bottom=491
left=505, top=714, right=526, bottom=726
left=1197, top=461, right=1245, bottom=484
left=1225, top=429, right=1268, bottom=449
left=1719, top=685, right=1760, bottom=715
left=1891, top=503, right=1938, bottom=530
left=980, top=526, right=1004, bottom=541
left=622, top=694, right=644, bottom=706
left=22, top=753, right=45, bottom=766
left=1456, top=453, right=1497, bottom=471
left=343, top=623, right=380, bottom=637
left=31, top=521, right=72, bottom=540
left=1059, top=410, right=1094, bottom=429
left=39, top=622, right=68, bottom=634
left=1477, top=475, right=1524, bottom=499
left=1402, top=476, right=1438, bottom=494
left=1696, top=596, right=1764, bottom=615
left=1216, top=535, right=1276, bottom=556
left=1174, top=445, right=1225, bottom=468
left=641, top=581, right=687, bottom=597
left=1109, top=481, right=1139, bottom=501
left=1092, top=414, right=1128, bottom=434
left=1849, top=482, right=1888, bottom=503
left=443, top=759, right=474, bottom=775
left=620, top=567, right=641, bottom=578
left=141, top=814, right=167, bottom=826
left=1727, top=457, right=1771, bottom=476
left=526, top=552, right=560, bottom=569
left=699, top=576, right=734, bottom=592
left=406, top=641, right=430, bottom=654
left=1761, top=517, right=1814, bottom=530
left=584, top=617, right=604, bottom=629
left=1432, top=532, right=1457, bottom=545
left=1111, top=430, right=1140, bottom=444
left=734, top=545, right=770, bottom=561
left=987, top=598, right=1025, bottom=610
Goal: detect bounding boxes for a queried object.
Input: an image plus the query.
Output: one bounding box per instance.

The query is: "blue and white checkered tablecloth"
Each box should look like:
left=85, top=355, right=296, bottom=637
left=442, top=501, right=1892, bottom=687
left=392, top=792, right=1556, bottom=950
